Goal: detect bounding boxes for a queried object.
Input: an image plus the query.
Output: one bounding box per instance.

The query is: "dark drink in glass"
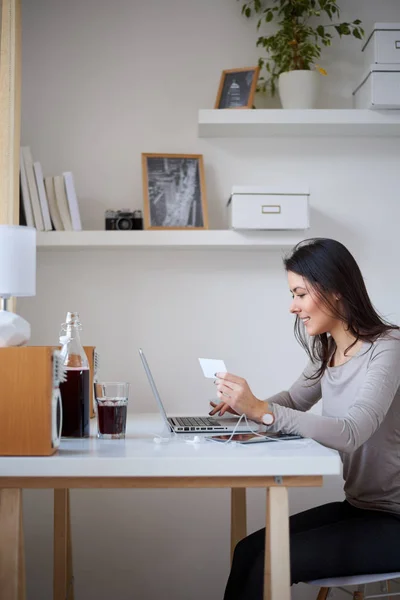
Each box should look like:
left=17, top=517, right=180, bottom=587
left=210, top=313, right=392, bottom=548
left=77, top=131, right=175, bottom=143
left=60, top=367, right=90, bottom=438
left=97, top=403, right=127, bottom=436
left=94, top=382, right=129, bottom=439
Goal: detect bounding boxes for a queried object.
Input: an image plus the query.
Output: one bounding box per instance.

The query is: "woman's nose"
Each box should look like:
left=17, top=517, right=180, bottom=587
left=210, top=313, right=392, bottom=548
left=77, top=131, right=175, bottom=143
left=290, top=300, right=299, bottom=314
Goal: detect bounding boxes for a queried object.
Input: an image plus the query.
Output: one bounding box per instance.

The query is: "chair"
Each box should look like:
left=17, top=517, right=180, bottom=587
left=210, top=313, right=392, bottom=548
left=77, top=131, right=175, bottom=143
left=306, top=572, right=400, bottom=599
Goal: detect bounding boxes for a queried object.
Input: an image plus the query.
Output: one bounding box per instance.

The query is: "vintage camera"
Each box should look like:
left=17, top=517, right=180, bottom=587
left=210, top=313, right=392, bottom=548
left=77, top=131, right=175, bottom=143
left=105, top=209, right=143, bottom=231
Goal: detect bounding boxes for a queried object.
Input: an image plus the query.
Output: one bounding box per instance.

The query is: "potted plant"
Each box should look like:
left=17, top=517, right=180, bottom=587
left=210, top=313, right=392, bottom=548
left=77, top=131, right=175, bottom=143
left=238, top=0, right=364, bottom=108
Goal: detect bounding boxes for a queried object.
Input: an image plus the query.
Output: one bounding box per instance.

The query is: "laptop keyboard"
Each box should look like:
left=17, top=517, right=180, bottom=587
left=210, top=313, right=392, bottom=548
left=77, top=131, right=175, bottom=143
left=176, top=416, right=219, bottom=427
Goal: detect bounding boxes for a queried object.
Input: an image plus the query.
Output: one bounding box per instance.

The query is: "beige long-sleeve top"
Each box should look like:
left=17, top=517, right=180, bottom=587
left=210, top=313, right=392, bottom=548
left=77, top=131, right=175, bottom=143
left=269, top=330, right=400, bottom=514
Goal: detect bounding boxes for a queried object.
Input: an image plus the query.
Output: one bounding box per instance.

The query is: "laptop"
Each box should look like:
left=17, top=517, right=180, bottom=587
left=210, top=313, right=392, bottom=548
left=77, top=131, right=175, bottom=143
left=139, top=348, right=254, bottom=434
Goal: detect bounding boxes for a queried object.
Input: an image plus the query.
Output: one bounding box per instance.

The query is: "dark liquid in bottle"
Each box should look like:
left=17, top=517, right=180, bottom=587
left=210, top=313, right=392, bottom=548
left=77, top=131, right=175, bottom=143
left=97, top=405, right=127, bottom=435
left=60, top=368, right=90, bottom=438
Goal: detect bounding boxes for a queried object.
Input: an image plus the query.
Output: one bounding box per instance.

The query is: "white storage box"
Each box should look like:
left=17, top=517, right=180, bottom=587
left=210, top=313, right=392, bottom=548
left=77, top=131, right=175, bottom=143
left=228, top=186, right=309, bottom=230
left=353, top=64, right=400, bottom=109
left=362, top=23, right=400, bottom=65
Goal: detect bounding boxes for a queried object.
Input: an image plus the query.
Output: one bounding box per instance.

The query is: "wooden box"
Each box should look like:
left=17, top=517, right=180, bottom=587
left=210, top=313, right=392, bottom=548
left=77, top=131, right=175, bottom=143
left=0, top=346, right=61, bottom=456
left=84, top=346, right=97, bottom=419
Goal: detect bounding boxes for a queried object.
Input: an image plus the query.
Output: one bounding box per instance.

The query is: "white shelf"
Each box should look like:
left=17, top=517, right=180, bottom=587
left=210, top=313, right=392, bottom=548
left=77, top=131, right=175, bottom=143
left=36, top=230, right=305, bottom=250
left=198, top=109, right=400, bottom=137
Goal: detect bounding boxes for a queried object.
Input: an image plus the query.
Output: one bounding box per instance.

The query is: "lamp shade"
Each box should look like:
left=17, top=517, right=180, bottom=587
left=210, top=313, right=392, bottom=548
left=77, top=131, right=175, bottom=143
left=0, top=225, right=36, bottom=297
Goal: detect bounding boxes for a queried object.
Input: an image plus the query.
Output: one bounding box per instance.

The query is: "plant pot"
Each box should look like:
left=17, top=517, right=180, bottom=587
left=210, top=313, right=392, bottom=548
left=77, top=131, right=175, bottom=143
left=278, top=70, right=320, bottom=109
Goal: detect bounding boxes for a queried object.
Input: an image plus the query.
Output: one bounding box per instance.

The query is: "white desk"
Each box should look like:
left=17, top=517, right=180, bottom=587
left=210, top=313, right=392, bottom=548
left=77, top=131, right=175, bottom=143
left=0, top=414, right=341, bottom=600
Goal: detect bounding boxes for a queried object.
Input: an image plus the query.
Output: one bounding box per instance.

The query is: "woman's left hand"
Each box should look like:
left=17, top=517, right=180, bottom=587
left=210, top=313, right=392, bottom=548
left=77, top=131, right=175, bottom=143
left=214, top=372, right=270, bottom=423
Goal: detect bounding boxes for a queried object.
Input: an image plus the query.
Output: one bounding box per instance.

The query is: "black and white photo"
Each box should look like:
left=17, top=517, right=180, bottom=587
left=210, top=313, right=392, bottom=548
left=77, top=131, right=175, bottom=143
left=215, top=67, right=259, bottom=109
left=142, top=154, right=208, bottom=229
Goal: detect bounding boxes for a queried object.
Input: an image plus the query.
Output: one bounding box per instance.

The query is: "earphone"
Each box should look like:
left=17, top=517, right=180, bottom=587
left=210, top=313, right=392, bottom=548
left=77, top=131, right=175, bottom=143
left=185, top=435, right=201, bottom=445
left=153, top=436, right=170, bottom=444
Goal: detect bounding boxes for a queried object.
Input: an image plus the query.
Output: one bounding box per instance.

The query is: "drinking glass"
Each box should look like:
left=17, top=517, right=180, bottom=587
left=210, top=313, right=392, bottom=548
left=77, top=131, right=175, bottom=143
left=94, top=382, right=129, bottom=439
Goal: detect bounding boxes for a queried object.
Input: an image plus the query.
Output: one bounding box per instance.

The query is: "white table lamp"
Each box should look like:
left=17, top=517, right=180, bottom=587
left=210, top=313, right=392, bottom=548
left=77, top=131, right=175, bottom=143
left=0, top=225, right=36, bottom=347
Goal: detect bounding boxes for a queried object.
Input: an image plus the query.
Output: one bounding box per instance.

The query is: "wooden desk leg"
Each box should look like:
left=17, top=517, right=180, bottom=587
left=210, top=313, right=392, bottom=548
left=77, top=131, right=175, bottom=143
left=230, top=488, right=247, bottom=564
left=67, top=491, right=74, bottom=600
left=54, top=489, right=74, bottom=600
left=18, top=502, right=26, bottom=600
left=264, top=486, right=290, bottom=600
left=0, top=488, right=26, bottom=600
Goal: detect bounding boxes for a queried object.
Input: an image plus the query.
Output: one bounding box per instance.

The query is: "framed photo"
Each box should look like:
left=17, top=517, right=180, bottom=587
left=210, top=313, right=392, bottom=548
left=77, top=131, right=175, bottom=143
left=215, top=67, right=259, bottom=109
left=142, top=153, right=208, bottom=230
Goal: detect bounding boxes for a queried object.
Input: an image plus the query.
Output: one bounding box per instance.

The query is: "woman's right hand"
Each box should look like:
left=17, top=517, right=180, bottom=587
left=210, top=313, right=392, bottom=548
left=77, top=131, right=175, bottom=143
left=209, top=400, right=240, bottom=417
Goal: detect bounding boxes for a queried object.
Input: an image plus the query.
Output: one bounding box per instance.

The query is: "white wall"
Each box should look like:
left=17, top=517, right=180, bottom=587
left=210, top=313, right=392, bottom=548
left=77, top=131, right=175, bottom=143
left=19, top=1, right=400, bottom=598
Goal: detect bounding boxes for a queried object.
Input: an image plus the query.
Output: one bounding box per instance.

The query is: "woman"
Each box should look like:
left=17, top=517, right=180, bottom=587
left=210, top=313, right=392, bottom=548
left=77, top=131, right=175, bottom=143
left=209, top=238, right=400, bottom=600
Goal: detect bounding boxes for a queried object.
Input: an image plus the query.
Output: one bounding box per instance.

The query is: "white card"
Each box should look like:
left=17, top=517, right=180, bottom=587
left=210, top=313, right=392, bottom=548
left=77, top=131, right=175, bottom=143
left=198, top=358, right=227, bottom=379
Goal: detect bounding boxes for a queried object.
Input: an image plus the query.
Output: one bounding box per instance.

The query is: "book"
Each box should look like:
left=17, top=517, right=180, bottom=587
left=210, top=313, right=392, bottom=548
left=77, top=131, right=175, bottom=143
left=44, top=176, right=64, bottom=231
left=63, top=172, right=82, bottom=231
left=53, top=175, right=73, bottom=231
left=19, top=148, right=34, bottom=227
left=21, top=146, right=44, bottom=231
left=33, top=162, right=52, bottom=231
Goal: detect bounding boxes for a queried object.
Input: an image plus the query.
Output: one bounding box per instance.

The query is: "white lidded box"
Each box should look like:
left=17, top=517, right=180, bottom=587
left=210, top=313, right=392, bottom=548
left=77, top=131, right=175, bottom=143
left=353, top=64, right=400, bottom=109
left=228, top=186, right=309, bottom=230
left=362, top=23, right=400, bottom=65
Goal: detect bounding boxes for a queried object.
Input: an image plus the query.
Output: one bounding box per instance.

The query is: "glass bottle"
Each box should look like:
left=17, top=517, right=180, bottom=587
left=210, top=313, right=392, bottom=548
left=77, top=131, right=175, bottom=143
left=59, top=312, right=90, bottom=438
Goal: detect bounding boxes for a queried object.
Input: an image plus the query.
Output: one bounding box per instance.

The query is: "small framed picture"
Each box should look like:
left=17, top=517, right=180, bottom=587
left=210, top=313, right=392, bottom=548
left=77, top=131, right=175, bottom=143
left=215, top=67, right=260, bottom=109
left=142, top=153, right=208, bottom=230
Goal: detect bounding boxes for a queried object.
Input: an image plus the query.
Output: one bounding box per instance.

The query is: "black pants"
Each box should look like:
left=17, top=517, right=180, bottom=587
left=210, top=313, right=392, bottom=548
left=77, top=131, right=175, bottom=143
left=224, top=500, right=400, bottom=600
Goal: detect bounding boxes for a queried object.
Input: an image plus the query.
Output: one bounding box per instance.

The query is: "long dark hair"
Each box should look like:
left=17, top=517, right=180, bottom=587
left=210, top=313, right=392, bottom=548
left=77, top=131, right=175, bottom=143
left=284, top=238, right=398, bottom=380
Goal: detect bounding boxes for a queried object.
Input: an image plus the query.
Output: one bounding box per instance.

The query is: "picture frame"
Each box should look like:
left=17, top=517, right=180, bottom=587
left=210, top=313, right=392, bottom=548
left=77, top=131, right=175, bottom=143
left=214, top=67, right=260, bottom=109
left=142, top=153, right=208, bottom=230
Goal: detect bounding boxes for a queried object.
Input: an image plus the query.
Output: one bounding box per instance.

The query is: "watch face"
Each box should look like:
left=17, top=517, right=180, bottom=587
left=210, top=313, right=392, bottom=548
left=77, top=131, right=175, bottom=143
left=262, top=413, right=274, bottom=426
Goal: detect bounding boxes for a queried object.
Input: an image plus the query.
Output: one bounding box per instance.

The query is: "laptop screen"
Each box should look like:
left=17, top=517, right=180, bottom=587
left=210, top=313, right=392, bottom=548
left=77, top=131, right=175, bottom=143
left=138, top=348, right=170, bottom=429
